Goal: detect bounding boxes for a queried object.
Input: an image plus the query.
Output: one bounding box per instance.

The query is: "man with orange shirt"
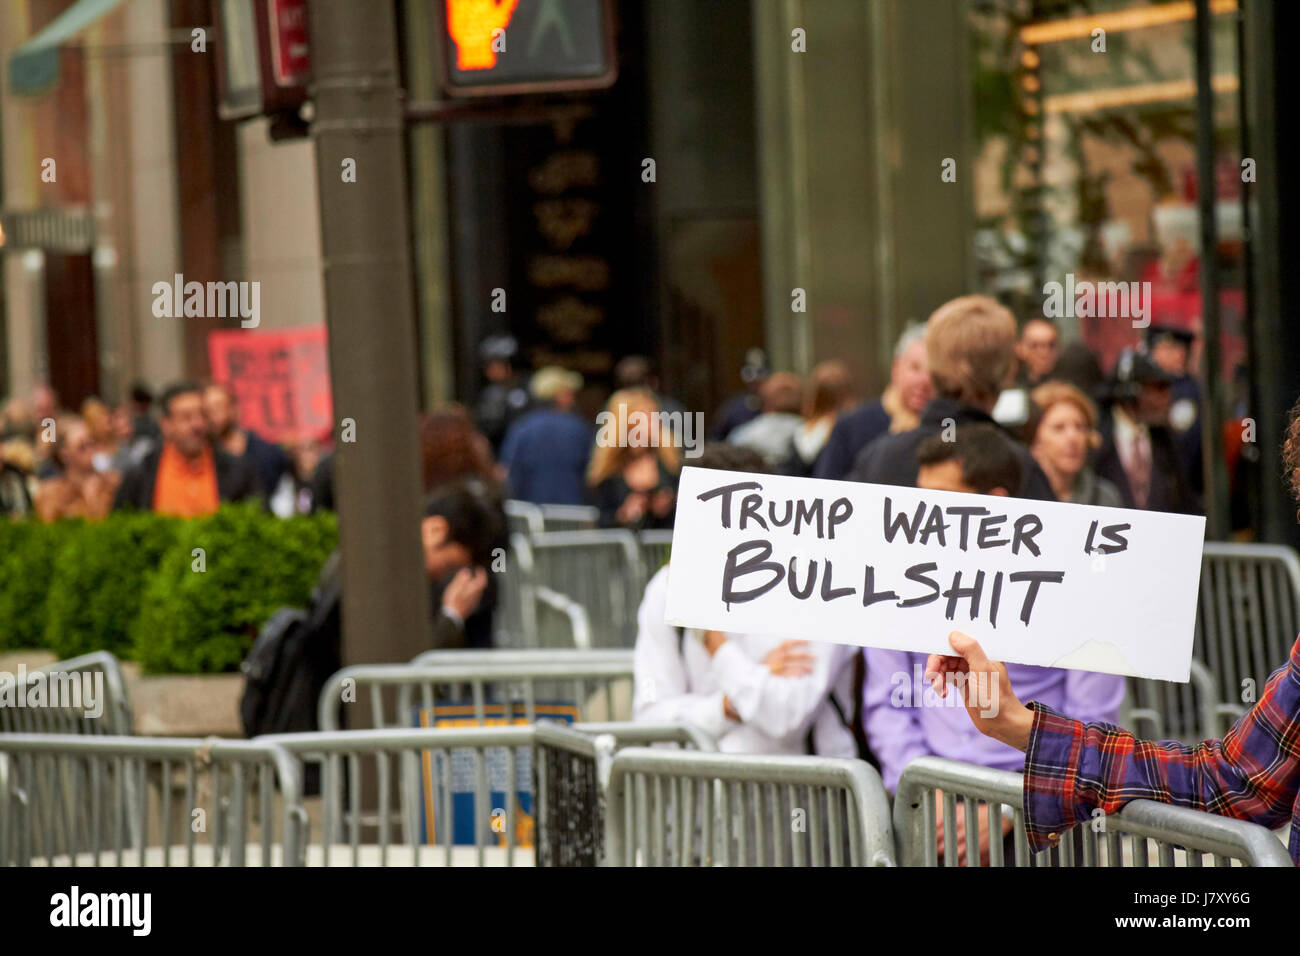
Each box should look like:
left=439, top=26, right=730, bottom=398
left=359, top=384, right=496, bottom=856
left=113, top=382, right=261, bottom=516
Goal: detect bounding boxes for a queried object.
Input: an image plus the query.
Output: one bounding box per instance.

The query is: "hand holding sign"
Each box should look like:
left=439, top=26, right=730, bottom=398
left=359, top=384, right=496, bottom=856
left=925, top=630, right=1033, bottom=752
left=665, top=467, right=1206, bottom=682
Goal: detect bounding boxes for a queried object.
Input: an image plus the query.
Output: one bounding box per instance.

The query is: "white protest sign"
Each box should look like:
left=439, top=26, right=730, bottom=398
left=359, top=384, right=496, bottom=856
left=664, top=467, right=1206, bottom=682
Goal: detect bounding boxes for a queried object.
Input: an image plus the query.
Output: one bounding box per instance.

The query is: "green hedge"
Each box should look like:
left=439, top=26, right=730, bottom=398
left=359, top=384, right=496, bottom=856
left=0, top=506, right=336, bottom=673
left=43, top=512, right=180, bottom=661
left=133, top=505, right=336, bottom=674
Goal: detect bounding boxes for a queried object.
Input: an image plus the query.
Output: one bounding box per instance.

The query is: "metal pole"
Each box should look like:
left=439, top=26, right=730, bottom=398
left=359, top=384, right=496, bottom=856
left=308, top=0, right=433, bottom=665
left=1194, top=0, right=1230, bottom=540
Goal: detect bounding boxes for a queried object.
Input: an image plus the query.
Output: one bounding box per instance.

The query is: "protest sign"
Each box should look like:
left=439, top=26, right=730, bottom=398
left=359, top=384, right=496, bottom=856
left=208, top=325, right=332, bottom=443
left=664, top=467, right=1206, bottom=682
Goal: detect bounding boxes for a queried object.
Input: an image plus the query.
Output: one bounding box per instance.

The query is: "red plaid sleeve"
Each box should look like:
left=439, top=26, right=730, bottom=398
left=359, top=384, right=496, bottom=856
left=1021, top=635, right=1300, bottom=861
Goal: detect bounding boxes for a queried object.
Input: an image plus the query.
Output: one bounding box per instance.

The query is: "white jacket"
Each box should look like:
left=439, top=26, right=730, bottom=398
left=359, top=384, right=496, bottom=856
left=632, top=565, right=857, bottom=756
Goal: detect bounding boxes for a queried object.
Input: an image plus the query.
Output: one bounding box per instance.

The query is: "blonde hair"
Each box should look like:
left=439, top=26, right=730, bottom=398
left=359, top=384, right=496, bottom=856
left=925, top=295, right=1018, bottom=407
left=586, top=388, right=681, bottom=486
left=1030, top=380, right=1102, bottom=449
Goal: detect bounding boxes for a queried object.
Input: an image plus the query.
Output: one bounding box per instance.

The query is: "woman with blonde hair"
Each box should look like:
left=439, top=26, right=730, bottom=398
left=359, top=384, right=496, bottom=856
left=1027, top=381, right=1123, bottom=508
left=588, top=388, right=679, bottom=530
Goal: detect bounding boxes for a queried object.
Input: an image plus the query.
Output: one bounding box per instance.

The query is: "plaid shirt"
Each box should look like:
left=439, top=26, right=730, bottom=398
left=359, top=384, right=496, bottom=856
left=1023, top=635, right=1300, bottom=864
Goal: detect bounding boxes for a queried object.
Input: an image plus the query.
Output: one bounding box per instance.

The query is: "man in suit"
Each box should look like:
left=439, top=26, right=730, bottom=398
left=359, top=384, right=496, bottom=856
left=113, top=381, right=261, bottom=515
left=1093, top=349, right=1199, bottom=514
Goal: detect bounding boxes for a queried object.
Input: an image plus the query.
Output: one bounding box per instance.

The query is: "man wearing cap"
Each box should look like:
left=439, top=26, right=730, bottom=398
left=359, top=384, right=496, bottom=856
left=499, top=366, right=591, bottom=505
left=1148, top=324, right=1204, bottom=499
left=1094, top=349, right=1199, bottom=514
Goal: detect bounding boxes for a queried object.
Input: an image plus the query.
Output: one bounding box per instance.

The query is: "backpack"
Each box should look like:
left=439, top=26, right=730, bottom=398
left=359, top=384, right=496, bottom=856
left=240, top=551, right=342, bottom=738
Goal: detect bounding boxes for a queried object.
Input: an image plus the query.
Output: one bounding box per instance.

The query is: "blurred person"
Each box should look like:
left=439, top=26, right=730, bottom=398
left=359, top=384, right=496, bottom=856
left=1050, top=339, right=1105, bottom=399
left=1, top=396, right=35, bottom=442
left=709, top=347, right=769, bottom=440
left=1094, top=350, right=1198, bottom=514
left=499, top=366, right=590, bottom=505
left=109, top=402, right=155, bottom=473
left=728, top=372, right=805, bottom=468
left=633, top=443, right=865, bottom=757
left=0, top=437, right=34, bottom=518
left=1027, top=382, right=1123, bottom=508
left=847, top=296, right=1056, bottom=501
left=80, top=397, right=118, bottom=473
left=474, top=334, right=531, bottom=453
left=1015, top=317, right=1060, bottom=387
left=420, top=404, right=498, bottom=493
left=614, top=354, right=687, bottom=418
left=814, top=324, right=931, bottom=480
left=587, top=388, right=679, bottom=530
left=114, top=381, right=261, bottom=516
left=30, top=384, right=59, bottom=427
left=1147, top=323, right=1204, bottom=498
left=422, top=482, right=506, bottom=650
left=127, top=381, right=163, bottom=446
left=863, top=425, right=1124, bottom=863
left=416, top=404, right=506, bottom=632
left=203, top=382, right=290, bottom=495
left=923, top=397, right=1300, bottom=864
left=992, top=317, right=1060, bottom=428
left=34, top=417, right=120, bottom=522
left=29, top=386, right=61, bottom=480
left=270, top=439, right=325, bottom=517
left=782, top=360, right=856, bottom=477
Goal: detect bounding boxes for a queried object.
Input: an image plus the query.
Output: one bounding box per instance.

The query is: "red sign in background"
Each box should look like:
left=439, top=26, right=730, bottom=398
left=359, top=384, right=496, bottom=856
left=268, top=0, right=310, bottom=88
left=208, top=325, right=332, bottom=444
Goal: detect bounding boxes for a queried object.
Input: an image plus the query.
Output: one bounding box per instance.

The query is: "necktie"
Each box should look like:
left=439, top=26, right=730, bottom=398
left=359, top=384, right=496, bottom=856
left=1129, top=431, right=1152, bottom=509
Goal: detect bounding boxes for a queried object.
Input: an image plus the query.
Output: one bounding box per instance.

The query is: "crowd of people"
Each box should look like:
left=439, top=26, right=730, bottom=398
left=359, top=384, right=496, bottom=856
left=7, top=292, right=1293, bottom=863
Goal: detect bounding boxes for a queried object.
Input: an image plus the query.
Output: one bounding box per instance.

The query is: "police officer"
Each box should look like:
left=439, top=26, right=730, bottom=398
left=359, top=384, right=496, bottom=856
left=474, top=334, right=531, bottom=454
left=1094, top=349, right=1199, bottom=514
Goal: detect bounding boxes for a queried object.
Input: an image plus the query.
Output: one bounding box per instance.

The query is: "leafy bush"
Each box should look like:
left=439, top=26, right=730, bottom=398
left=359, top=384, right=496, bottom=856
left=131, top=505, right=337, bottom=674
left=0, top=518, right=79, bottom=651
left=43, top=512, right=180, bottom=660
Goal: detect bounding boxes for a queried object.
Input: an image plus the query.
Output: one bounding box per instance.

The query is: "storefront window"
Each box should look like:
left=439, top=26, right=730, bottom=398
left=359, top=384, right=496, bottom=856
left=971, top=0, right=1250, bottom=529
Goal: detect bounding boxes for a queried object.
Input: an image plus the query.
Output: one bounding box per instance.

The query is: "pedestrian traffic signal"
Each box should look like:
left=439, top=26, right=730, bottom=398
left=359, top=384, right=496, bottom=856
left=440, top=0, right=617, bottom=96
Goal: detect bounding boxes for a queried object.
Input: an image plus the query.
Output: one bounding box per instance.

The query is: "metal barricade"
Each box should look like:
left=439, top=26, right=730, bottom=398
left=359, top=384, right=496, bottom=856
left=603, top=748, right=896, bottom=867
left=526, top=529, right=646, bottom=646
left=1196, top=543, right=1300, bottom=728
left=894, top=756, right=1292, bottom=867
left=503, top=499, right=544, bottom=537
left=260, top=724, right=601, bottom=867
left=1122, top=658, right=1221, bottom=743
left=318, top=650, right=637, bottom=732
left=0, top=651, right=134, bottom=737
left=0, top=734, right=305, bottom=866
left=638, top=529, right=673, bottom=577
left=538, top=503, right=599, bottom=532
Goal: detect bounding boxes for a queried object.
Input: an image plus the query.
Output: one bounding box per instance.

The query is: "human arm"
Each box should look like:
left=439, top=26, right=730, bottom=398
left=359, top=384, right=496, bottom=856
left=927, top=630, right=1300, bottom=854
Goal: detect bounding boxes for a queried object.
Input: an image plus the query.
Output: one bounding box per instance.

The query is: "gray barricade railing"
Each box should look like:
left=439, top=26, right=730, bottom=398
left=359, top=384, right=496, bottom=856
left=1197, top=542, right=1300, bottom=728
left=603, top=748, right=896, bottom=867
left=1122, top=658, right=1221, bottom=744
left=894, top=756, right=1292, bottom=867
left=504, top=499, right=544, bottom=537
left=572, top=722, right=716, bottom=753
left=259, top=724, right=601, bottom=867
left=0, top=650, right=134, bottom=737
left=538, top=503, right=599, bottom=532
left=318, top=650, right=637, bottom=732
left=527, top=529, right=646, bottom=646
left=638, top=529, right=673, bottom=577
left=0, top=734, right=305, bottom=867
